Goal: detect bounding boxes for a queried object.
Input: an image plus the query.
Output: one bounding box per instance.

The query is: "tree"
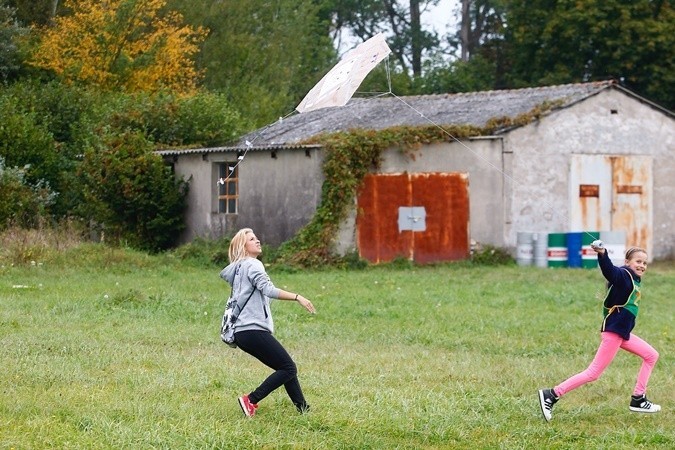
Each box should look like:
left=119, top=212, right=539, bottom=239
left=28, top=0, right=206, bottom=94
left=503, top=0, right=675, bottom=108
left=329, top=0, right=441, bottom=79
left=167, top=0, right=336, bottom=127
left=0, top=2, right=28, bottom=82
left=457, top=0, right=505, bottom=62
left=2, top=0, right=62, bottom=26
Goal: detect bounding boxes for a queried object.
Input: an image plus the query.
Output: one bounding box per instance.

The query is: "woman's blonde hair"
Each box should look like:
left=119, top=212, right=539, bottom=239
left=625, top=246, right=647, bottom=261
left=229, top=228, right=254, bottom=263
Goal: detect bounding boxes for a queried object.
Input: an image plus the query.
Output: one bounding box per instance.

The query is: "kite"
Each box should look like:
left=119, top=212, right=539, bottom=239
left=296, top=33, right=391, bottom=113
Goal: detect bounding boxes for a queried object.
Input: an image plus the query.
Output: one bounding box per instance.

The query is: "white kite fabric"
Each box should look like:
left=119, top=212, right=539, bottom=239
left=296, top=33, right=391, bottom=113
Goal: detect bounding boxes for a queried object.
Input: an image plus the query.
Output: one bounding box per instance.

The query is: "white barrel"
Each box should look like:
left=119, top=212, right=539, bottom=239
left=532, top=232, right=549, bottom=268
left=516, top=232, right=534, bottom=266
left=600, top=230, right=627, bottom=267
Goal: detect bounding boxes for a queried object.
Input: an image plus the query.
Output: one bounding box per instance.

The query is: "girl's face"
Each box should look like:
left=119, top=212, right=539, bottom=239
left=626, top=251, right=648, bottom=277
left=245, top=232, right=262, bottom=257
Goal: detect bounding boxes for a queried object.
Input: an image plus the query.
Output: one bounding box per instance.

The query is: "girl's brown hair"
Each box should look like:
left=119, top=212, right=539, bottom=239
left=625, top=247, right=647, bottom=261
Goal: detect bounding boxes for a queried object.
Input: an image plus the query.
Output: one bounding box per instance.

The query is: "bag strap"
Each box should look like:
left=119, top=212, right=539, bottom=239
left=231, top=286, right=256, bottom=324
left=229, top=263, right=257, bottom=325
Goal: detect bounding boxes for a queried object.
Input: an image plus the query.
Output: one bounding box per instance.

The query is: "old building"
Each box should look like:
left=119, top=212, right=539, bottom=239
left=158, top=81, right=674, bottom=262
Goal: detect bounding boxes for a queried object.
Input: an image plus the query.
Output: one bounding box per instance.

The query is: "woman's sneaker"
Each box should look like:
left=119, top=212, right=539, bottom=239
left=629, top=395, right=661, bottom=413
left=538, top=388, right=559, bottom=422
left=238, top=395, right=258, bottom=417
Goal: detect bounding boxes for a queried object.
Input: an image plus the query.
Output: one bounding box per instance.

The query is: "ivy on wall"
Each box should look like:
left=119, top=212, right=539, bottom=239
left=275, top=101, right=563, bottom=267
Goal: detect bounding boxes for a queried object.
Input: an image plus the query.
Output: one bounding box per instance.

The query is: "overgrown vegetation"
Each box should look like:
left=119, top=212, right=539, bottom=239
left=0, top=221, right=85, bottom=265
left=470, top=244, right=515, bottom=266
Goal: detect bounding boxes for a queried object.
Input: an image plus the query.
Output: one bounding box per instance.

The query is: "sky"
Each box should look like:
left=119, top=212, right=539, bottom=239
left=423, top=0, right=460, bottom=35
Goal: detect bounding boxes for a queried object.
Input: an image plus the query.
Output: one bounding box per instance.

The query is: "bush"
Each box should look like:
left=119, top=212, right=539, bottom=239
left=470, top=244, right=514, bottom=266
left=0, top=156, right=56, bottom=228
left=171, top=236, right=232, bottom=267
left=78, top=131, right=189, bottom=252
left=337, top=250, right=369, bottom=270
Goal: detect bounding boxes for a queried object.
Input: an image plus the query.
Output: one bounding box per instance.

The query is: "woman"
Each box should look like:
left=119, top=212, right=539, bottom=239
left=220, top=228, right=316, bottom=417
left=538, top=243, right=660, bottom=421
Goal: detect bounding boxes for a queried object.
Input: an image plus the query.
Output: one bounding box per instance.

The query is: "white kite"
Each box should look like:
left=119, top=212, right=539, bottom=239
left=296, top=33, right=391, bottom=113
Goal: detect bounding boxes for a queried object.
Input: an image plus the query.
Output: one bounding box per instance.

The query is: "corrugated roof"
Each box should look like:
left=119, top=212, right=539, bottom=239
left=236, top=81, right=616, bottom=147
left=156, top=143, right=321, bottom=157
left=159, top=81, right=671, bottom=155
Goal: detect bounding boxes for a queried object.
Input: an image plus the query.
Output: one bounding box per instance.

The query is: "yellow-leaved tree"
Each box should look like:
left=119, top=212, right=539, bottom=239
left=29, top=0, right=207, bottom=94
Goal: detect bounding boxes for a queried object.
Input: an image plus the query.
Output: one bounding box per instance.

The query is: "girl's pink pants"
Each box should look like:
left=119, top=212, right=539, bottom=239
left=554, top=331, right=659, bottom=397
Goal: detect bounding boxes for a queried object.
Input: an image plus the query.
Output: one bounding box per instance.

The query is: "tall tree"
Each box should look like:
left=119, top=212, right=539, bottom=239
left=0, top=2, right=28, bottom=82
left=2, top=0, right=63, bottom=26
left=28, top=0, right=206, bottom=94
left=503, top=0, right=674, bottom=108
left=457, top=0, right=504, bottom=62
left=167, top=0, right=336, bottom=127
left=329, top=0, right=441, bottom=79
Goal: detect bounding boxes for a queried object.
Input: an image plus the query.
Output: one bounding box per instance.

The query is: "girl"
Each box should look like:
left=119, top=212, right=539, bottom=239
left=221, top=228, right=316, bottom=417
left=538, top=244, right=661, bottom=421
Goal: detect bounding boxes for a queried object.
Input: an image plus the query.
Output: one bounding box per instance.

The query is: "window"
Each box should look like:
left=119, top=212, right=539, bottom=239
left=218, top=163, right=238, bottom=214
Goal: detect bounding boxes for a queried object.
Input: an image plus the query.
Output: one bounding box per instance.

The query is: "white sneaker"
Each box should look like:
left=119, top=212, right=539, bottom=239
left=538, top=388, right=558, bottom=422
left=629, top=395, right=661, bottom=413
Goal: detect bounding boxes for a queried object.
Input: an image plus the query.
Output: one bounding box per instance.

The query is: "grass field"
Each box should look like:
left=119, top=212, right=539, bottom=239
left=1, top=245, right=673, bottom=449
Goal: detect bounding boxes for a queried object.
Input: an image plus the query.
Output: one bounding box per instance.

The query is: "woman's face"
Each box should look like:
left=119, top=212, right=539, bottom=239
left=626, top=251, right=647, bottom=277
left=245, top=232, right=262, bottom=257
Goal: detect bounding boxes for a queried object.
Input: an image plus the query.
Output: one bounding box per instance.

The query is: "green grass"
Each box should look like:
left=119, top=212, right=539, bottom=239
left=1, top=246, right=673, bottom=449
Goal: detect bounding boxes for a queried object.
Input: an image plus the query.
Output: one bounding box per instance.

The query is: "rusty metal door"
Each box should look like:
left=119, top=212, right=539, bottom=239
left=356, top=172, right=470, bottom=264
left=570, top=154, right=652, bottom=256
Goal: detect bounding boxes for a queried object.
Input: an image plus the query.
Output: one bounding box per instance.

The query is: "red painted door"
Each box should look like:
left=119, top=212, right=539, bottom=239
left=356, top=172, right=470, bottom=264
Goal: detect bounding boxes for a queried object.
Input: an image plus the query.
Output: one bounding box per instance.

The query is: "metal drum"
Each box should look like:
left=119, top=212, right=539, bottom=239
left=516, top=232, right=534, bottom=266
left=567, top=232, right=583, bottom=268
left=547, top=233, right=567, bottom=268
left=533, top=232, right=549, bottom=268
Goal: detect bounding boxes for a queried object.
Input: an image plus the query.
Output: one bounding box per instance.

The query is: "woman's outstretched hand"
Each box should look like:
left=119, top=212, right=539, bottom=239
left=297, top=295, right=316, bottom=314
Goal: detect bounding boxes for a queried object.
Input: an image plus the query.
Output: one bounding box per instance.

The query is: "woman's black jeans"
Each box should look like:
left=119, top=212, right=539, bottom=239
left=234, top=329, right=308, bottom=411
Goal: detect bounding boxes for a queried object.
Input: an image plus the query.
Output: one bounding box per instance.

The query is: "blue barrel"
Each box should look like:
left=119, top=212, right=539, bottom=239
left=567, top=232, right=583, bottom=268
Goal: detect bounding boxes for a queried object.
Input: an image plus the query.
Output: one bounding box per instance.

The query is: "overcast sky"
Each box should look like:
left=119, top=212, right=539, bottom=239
left=424, top=0, right=460, bottom=34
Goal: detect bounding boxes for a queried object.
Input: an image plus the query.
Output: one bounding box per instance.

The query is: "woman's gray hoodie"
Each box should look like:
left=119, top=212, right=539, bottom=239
left=220, top=257, right=281, bottom=334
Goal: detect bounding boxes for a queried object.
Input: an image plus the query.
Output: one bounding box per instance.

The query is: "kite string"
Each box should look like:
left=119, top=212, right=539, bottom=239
left=218, top=110, right=298, bottom=185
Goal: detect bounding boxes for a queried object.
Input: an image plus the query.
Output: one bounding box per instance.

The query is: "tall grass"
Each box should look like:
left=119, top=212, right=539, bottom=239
left=1, top=246, right=673, bottom=449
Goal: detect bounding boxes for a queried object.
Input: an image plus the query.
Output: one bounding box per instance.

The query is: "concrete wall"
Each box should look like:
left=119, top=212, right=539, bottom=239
left=170, top=148, right=324, bottom=247
left=506, top=89, right=675, bottom=260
